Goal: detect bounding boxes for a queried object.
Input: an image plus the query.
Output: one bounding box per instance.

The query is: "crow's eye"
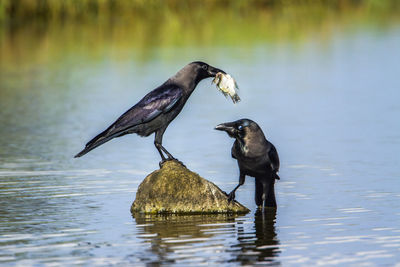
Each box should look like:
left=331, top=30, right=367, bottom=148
left=202, top=65, right=208, bottom=70
left=238, top=125, right=243, bottom=131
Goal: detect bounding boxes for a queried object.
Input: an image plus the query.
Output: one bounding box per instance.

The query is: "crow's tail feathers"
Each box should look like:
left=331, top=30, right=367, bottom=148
left=74, top=128, right=116, bottom=158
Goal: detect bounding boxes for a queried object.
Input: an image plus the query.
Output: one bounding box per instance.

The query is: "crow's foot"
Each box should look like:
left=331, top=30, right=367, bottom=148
left=227, top=191, right=236, bottom=203
left=159, top=158, right=186, bottom=168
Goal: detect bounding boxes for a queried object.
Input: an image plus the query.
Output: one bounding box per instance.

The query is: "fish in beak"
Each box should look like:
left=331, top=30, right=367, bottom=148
left=208, top=66, right=226, bottom=77
left=212, top=72, right=240, bottom=104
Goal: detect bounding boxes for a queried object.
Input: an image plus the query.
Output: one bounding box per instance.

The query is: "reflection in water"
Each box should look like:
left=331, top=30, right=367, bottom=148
left=132, top=214, right=238, bottom=264
left=233, top=209, right=280, bottom=265
left=132, top=211, right=280, bottom=265
left=0, top=3, right=399, bottom=264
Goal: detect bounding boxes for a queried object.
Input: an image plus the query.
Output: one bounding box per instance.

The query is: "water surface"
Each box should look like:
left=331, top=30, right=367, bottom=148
left=1, top=18, right=400, bottom=266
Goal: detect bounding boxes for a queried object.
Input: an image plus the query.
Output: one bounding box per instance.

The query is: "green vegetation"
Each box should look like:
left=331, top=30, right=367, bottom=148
left=1, top=0, right=399, bottom=22
left=0, top=0, right=399, bottom=68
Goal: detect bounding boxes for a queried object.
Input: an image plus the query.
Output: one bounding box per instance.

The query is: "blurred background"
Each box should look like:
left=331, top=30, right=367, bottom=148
left=1, top=0, right=400, bottom=266
left=1, top=0, right=399, bottom=68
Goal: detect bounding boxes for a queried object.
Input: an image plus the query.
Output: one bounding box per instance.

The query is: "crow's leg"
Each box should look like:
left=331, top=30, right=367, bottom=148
left=255, top=178, right=264, bottom=207
left=154, top=129, right=185, bottom=168
left=228, top=172, right=245, bottom=203
left=155, top=142, right=167, bottom=161
left=158, top=145, right=175, bottom=160
left=158, top=144, right=186, bottom=168
left=261, top=180, right=270, bottom=211
left=265, top=178, right=277, bottom=208
left=154, top=128, right=168, bottom=167
left=155, top=142, right=174, bottom=168
left=154, top=140, right=174, bottom=161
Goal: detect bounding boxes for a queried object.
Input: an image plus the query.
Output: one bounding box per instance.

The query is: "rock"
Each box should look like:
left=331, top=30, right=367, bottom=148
left=131, top=160, right=250, bottom=214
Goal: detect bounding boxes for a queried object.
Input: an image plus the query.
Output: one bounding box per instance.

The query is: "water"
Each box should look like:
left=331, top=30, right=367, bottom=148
left=1, top=25, right=400, bottom=265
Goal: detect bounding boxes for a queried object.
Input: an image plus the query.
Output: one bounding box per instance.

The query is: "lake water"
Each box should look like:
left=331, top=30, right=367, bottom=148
left=1, top=23, right=400, bottom=265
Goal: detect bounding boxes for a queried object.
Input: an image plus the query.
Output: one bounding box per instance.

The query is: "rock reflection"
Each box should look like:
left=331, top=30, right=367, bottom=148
left=132, top=211, right=279, bottom=265
left=132, top=214, right=239, bottom=264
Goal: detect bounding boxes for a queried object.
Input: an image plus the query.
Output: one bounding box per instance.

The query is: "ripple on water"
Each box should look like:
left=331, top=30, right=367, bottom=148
left=1, top=27, right=400, bottom=266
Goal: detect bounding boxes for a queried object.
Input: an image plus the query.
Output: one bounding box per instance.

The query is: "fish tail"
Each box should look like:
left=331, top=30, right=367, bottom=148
left=232, top=94, right=241, bottom=103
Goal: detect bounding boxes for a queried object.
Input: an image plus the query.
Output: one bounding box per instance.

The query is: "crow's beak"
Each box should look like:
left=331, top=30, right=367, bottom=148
left=208, top=65, right=226, bottom=77
left=215, top=122, right=236, bottom=138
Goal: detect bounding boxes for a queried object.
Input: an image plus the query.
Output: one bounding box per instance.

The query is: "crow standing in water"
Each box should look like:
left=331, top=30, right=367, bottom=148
left=215, top=119, right=280, bottom=208
left=75, top=61, right=226, bottom=166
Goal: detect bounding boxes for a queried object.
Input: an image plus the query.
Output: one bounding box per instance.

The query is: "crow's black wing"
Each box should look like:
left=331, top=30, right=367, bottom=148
left=74, top=84, right=183, bottom=157
left=111, top=84, right=183, bottom=131
left=268, top=143, right=280, bottom=178
left=231, top=141, right=239, bottom=159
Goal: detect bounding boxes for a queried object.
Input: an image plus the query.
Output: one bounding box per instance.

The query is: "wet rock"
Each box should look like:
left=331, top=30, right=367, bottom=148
left=131, top=160, right=250, bottom=214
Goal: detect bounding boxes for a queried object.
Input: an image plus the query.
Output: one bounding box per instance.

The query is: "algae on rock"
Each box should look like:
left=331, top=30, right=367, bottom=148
left=131, top=160, right=249, bottom=214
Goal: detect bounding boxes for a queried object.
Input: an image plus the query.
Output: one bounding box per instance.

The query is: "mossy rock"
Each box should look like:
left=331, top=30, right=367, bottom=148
left=131, top=160, right=249, bottom=214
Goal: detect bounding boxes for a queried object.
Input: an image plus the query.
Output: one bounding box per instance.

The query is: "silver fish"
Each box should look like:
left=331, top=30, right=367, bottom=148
left=212, top=72, right=240, bottom=104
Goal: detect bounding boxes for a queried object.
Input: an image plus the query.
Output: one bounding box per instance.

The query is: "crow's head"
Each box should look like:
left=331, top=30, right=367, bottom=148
left=215, top=119, right=261, bottom=140
left=189, top=61, right=226, bottom=82
left=215, top=119, right=268, bottom=156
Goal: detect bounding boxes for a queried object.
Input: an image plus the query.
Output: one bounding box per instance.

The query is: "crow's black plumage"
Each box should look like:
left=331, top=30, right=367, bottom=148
left=75, top=61, right=226, bottom=166
left=215, top=119, right=280, bottom=208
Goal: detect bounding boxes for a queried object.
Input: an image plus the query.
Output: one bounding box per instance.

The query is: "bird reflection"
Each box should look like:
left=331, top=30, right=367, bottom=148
left=131, top=210, right=279, bottom=265
left=233, top=209, right=280, bottom=265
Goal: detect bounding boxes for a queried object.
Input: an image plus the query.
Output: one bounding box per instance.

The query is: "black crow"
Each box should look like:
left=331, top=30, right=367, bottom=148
left=215, top=119, right=280, bottom=208
left=75, top=61, right=226, bottom=166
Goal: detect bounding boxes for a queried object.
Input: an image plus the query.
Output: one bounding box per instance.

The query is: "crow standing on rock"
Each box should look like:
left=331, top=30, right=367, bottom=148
left=75, top=61, right=227, bottom=166
left=215, top=119, right=280, bottom=209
